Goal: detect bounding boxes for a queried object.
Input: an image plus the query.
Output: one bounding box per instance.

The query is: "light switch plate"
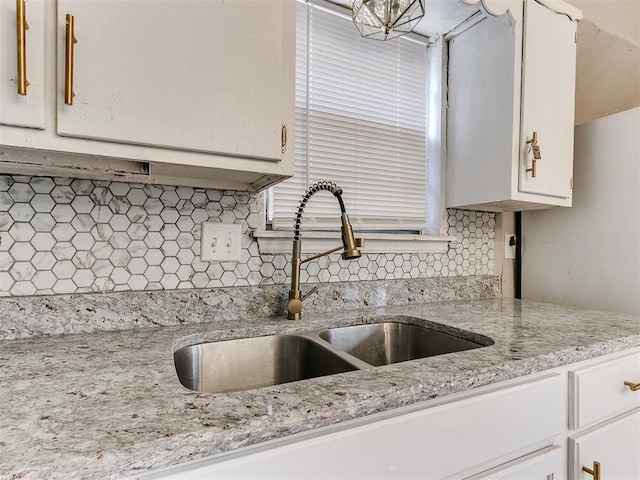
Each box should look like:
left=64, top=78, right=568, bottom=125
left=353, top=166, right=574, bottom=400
left=200, top=222, right=242, bottom=262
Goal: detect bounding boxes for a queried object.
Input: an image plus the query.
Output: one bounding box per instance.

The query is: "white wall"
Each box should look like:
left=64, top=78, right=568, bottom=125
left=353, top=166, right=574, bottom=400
left=522, top=107, right=639, bottom=315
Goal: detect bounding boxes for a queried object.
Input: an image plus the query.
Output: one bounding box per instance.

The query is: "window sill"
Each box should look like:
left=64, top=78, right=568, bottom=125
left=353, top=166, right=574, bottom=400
left=251, top=230, right=455, bottom=255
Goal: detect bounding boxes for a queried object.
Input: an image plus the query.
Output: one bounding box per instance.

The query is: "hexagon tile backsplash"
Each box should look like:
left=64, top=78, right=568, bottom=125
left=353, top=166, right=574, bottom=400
left=0, top=175, right=495, bottom=297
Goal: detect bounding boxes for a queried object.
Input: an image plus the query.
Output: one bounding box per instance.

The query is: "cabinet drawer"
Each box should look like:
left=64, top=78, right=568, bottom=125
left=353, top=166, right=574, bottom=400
left=569, top=351, right=640, bottom=429
left=568, top=408, right=640, bottom=480
left=465, top=445, right=564, bottom=480
left=142, top=374, right=564, bottom=479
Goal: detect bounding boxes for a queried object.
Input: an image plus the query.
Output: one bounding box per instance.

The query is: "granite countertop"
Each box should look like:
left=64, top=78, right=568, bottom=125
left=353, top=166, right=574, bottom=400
left=1, top=297, right=639, bottom=479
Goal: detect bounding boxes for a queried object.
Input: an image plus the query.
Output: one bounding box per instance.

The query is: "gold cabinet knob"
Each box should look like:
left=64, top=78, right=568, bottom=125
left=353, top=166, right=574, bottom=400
left=583, top=461, right=600, bottom=480
left=624, top=381, right=640, bottom=391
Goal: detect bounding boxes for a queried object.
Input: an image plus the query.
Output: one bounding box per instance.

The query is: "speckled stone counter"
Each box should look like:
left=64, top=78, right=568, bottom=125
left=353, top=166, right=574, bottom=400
left=0, top=297, right=639, bottom=479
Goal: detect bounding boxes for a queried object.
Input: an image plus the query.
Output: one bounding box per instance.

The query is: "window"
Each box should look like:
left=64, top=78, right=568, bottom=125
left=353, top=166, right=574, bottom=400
left=257, top=0, right=453, bottom=254
left=270, top=1, right=429, bottom=232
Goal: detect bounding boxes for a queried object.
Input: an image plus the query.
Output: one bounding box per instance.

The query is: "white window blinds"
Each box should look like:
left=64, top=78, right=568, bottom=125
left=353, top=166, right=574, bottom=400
left=270, top=1, right=429, bottom=231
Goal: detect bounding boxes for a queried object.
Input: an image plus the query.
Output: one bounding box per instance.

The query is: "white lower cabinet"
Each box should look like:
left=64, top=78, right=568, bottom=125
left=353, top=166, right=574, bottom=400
left=135, top=349, right=640, bottom=480
left=140, top=374, right=564, bottom=479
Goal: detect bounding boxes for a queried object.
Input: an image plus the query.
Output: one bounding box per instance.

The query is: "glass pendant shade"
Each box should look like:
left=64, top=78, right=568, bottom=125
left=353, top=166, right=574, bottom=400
left=351, top=0, right=425, bottom=40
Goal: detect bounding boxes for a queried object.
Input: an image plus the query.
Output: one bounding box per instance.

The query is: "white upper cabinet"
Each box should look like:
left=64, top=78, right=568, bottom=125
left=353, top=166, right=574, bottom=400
left=0, top=0, right=295, bottom=191
left=56, top=0, right=285, bottom=161
left=447, top=0, right=581, bottom=211
left=0, top=0, right=46, bottom=129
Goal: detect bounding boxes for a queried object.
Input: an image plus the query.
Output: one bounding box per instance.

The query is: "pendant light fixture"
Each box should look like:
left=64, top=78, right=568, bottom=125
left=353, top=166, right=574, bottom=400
left=351, top=0, right=425, bottom=40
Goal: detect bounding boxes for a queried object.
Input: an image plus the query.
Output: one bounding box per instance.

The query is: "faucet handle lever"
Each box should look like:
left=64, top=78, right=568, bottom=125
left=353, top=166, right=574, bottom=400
left=301, top=286, right=319, bottom=302
left=355, top=238, right=364, bottom=248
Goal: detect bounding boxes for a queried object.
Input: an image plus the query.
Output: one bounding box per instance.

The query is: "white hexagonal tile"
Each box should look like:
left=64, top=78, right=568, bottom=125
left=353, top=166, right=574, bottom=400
left=161, top=241, right=179, bottom=257
left=9, top=242, right=35, bottom=262
left=144, top=265, right=163, bottom=282
left=72, top=251, right=96, bottom=269
left=161, top=224, right=179, bottom=241
left=31, top=232, right=56, bottom=251
left=31, top=177, right=55, bottom=194
left=11, top=281, right=37, bottom=295
left=127, top=240, right=146, bottom=258
left=109, top=232, right=130, bottom=249
left=176, top=265, right=193, bottom=281
left=31, top=194, right=55, bottom=213
left=145, top=249, right=164, bottom=266
left=176, top=248, right=195, bottom=265
left=8, top=203, right=35, bottom=222
left=72, top=269, right=95, bottom=288
left=160, top=190, right=179, bottom=207
left=110, top=214, right=129, bottom=232
left=111, top=267, right=131, bottom=285
left=53, top=260, right=75, bottom=279
left=110, top=249, right=131, bottom=267
left=93, top=242, right=114, bottom=260
left=71, top=232, right=95, bottom=251
left=8, top=223, right=34, bottom=243
left=126, top=257, right=147, bottom=275
left=161, top=257, right=180, bottom=274
left=8, top=183, right=35, bottom=202
left=32, top=270, right=56, bottom=289
left=51, top=185, right=74, bottom=204
left=51, top=204, right=75, bottom=223
left=127, top=206, right=147, bottom=223
left=69, top=179, right=93, bottom=195
left=108, top=182, right=130, bottom=197
left=92, top=277, right=115, bottom=292
left=89, top=186, right=113, bottom=206
left=160, top=273, right=179, bottom=289
left=32, top=251, right=56, bottom=271
left=93, top=259, right=114, bottom=278
left=91, top=205, right=113, bottom=223
left=9, top=261, right=36, bottom=281
left=126, top=188, right=146, bottom=206
left=109, top=197, right=130, bottom=215
left=160, top=209, right=179, bottom=224
left=128, top=274, right=148, bottom=290
left=71, top=196, right=93, bottom=214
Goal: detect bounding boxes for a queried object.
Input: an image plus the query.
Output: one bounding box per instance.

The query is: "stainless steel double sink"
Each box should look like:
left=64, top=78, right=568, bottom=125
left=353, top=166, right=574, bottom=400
left=174, top=318, right=494, bottom=394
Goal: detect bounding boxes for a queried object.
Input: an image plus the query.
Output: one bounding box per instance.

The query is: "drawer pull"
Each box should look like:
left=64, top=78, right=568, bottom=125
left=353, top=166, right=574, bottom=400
left=624, top=381, right=640, bottom=391
left=583, top=461, right=600, bottom=480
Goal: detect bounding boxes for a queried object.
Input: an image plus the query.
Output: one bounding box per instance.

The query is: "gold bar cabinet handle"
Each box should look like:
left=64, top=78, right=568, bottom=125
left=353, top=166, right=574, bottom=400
left=16, top=0, right=29, bottom=95
left=281, top=124, right=287, bottom=154
left=624, top=381, right=640, bottom=391
left=64, top=13, right=77, bottom=105
left=526, top=131, right=538, bottom=145
left=526, top=159, right=537, bottom=178
left=583, top=461, right=600, bottom=480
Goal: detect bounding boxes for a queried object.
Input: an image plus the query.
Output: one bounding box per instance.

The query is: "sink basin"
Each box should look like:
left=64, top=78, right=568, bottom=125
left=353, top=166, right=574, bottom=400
left=318, top=322, right=488, bottom=366
left=174, top=334, right=358, bottom=394
left=175, top=319, right=493, bottom=394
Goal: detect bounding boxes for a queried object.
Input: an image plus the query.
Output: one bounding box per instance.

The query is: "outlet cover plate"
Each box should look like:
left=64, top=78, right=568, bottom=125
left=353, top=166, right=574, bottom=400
left=504, top=233, right=516, bottom=259
left=201, top=222, right=242, bottom=262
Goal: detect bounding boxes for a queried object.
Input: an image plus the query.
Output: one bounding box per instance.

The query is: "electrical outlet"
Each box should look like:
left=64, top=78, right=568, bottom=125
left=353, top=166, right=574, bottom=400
left=200, top=222, right=242, bottom=262
left=504, top=234, right=516, bottom=259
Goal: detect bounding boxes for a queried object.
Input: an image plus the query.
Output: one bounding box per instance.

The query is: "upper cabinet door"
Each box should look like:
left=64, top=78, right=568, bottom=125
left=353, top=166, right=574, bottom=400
left=56, top=0, right=289, bottom=161
left=519, top=0, right=577, bottom=198
left=0, top=0, right=46, bottom=129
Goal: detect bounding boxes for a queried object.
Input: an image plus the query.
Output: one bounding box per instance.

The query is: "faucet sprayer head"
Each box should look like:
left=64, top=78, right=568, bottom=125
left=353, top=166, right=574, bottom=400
left=341, top=213, right=362, bottom=260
